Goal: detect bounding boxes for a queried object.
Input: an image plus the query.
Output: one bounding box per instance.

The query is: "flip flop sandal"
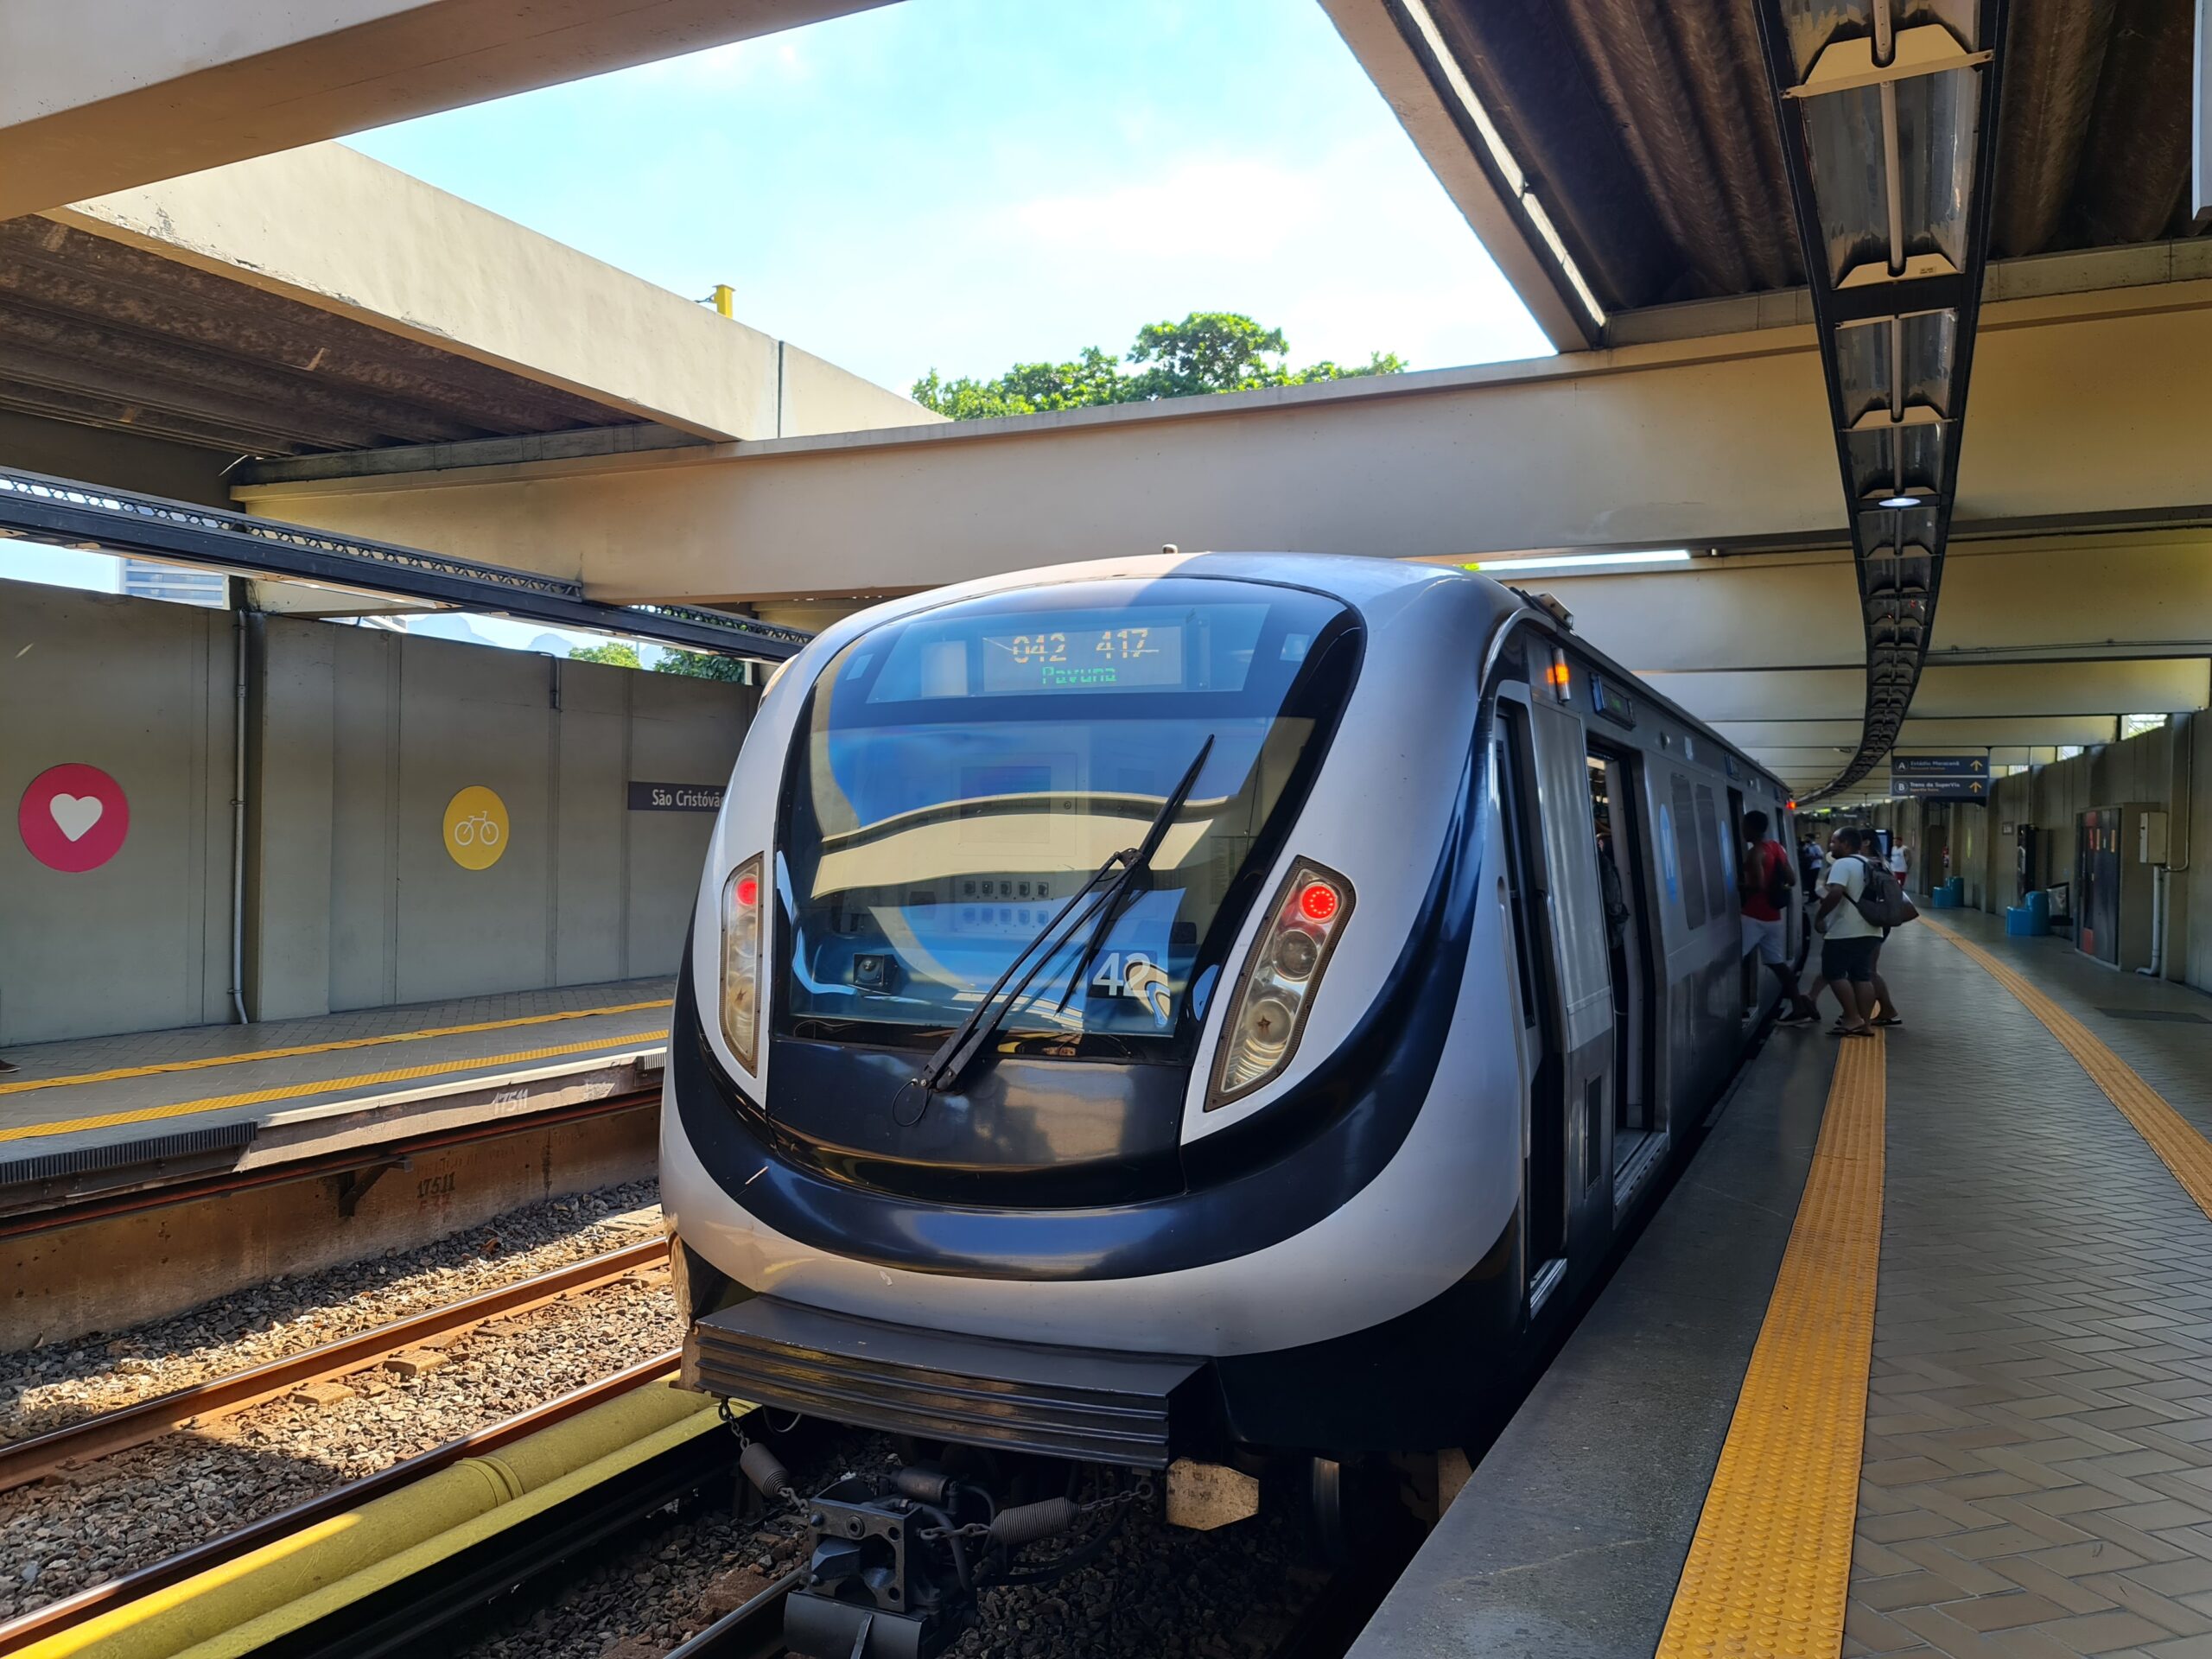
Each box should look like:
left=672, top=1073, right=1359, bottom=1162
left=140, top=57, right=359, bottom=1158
left=1836, top=1026, right=1876, bottom=1039
left=1872, top=1014, right=1904, bottom=1027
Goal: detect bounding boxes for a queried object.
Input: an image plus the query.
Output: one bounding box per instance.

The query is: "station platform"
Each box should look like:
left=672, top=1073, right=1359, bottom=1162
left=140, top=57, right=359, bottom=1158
left=0, top=980, right=672, bottom=1216
left=1354, top=908, right=2212, bottom=1659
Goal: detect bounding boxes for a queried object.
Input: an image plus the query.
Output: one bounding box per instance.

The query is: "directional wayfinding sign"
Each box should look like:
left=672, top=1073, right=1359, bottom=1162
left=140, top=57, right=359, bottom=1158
left=1891, top=753, right=1991, bottom=800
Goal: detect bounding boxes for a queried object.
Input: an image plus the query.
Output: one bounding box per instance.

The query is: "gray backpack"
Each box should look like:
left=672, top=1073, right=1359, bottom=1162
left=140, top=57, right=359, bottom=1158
left=1852, top=856, right=1920, bottom=929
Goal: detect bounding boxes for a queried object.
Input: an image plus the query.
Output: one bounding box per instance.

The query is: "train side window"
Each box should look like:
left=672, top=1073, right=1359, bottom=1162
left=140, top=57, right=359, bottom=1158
left=1694, top=784, right=1729, bottom=917
left=1494, top=725, right=1541, bottom=1030
left=1669, top=772, right=1707, bottom=929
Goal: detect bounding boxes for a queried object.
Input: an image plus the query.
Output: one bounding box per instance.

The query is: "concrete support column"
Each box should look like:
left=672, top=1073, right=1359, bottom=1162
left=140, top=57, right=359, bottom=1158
left=244, top=615, right=336, bottom=1021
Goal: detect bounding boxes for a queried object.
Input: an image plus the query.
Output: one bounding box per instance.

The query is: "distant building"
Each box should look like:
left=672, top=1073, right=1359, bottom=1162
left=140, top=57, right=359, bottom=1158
left=120, top=560, right=227, bottom=607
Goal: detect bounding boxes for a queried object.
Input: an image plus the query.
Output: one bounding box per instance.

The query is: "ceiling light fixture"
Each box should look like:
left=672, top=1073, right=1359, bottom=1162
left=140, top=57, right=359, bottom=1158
left=1396, top=0, right=1610, bottom=331
left=1471, top=549, right=1694, bottom=573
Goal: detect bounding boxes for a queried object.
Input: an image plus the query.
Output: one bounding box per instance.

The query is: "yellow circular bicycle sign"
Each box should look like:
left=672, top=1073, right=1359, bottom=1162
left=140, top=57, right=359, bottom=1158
left=443, top=785, right=510, bottom=871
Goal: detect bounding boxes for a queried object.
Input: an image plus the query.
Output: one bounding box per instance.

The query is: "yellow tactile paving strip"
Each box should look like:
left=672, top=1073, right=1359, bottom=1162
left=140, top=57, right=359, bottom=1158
left=1922, top=914, right=2212, bottom=1220
left=0, top=1029, right=669, bottom=1145
left=1656, top=1033, right=1884, bottom=1659
left=0, top=999, right=672, bottom=1098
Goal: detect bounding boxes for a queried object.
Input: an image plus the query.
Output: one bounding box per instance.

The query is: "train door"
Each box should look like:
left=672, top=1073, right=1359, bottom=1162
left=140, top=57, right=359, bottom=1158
left=1587, top=741, right=1657, bottom=1189
left=1492, top=696, right=1566, bottom=1312
left=1525, top=699, right=1618, bottom=1262
left=1727, top=786, right=1753, bottom=1018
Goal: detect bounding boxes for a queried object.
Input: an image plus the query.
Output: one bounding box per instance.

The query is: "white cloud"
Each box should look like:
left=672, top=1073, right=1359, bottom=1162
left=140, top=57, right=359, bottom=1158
left=1008, top=158, right=1325, bottom=262
left=869, top=134, right=1550, bottom=385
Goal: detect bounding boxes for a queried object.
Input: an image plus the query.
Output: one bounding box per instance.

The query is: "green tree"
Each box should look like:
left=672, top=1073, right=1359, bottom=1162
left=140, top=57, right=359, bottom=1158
left=912, top=314, right=1403, bottom=420
left=568, top=641, right=641, bottom=669
left=654, top=649, right=751, bottom=683
left=1122, top=312, right=1289, bottom=399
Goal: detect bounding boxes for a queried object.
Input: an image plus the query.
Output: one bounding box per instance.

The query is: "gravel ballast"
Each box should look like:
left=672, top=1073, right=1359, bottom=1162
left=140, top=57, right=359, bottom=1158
left=1, top=1181, right=665, bottom=1444
left=0, top=1185, right=678, bottom=1623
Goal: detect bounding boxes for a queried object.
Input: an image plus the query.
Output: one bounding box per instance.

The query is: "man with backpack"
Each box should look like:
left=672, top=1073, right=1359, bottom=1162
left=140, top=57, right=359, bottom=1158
left=1814, top=826, right=1915, bottom=1036
left=1742, top=810, right=1818, bottom=1026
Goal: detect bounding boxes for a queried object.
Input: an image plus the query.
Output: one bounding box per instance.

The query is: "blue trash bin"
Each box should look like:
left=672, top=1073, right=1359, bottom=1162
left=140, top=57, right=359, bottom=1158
left=2005, top=906, right=2036, bottom=935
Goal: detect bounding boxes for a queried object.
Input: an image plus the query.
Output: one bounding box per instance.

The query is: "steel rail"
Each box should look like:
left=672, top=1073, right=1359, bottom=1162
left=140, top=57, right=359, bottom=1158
left=0, top=1087, right=660, bottom=1240
left=664, top=1569, right=806, bottom=1659
left=0, top=1236, right=670, bottom=1493
left=0, top=1351, right=682, bottom=1656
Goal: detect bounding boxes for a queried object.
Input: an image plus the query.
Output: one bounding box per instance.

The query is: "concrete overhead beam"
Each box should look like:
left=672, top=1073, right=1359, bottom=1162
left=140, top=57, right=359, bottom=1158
left=230, top=279, right=2212, bottom=601
left=1497, top=534, right=2212, bottom=677
left=48, top=144, right=938, bottom=445
left=0, top=0, right=894, bottom=220
left=1714, top=716, right=2128, bottom=750
left=1645, top=659, right=2211, bottom=728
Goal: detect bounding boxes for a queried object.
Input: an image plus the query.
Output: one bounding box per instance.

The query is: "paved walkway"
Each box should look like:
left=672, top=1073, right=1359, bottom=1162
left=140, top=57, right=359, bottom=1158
left=1847, top=920, right=2212, bottom=1658
left=1349, top=909, right=2212, bottom=1659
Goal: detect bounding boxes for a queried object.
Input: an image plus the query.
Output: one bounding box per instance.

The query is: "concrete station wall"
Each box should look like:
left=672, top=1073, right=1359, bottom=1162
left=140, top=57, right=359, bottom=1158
left=2, top=576, right=753, bottom=1044
left=1867, top=714, right=2209, bottom=995
left=0, top=582, right=238, bottom=1043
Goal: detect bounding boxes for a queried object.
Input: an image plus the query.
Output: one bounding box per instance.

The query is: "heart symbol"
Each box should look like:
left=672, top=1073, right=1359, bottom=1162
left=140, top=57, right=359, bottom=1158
left=49, top=793, right=103, bottom=842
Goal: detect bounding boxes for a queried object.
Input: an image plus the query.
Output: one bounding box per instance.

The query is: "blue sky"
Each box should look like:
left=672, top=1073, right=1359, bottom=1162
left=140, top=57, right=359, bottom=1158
left=4, top=1, right=1547, bottom=612
left=347, top=0, right=1548, bottom=394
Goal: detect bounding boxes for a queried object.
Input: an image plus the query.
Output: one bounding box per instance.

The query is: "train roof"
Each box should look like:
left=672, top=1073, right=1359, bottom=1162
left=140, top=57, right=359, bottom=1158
left=802, top=551, right=1791, bottom=805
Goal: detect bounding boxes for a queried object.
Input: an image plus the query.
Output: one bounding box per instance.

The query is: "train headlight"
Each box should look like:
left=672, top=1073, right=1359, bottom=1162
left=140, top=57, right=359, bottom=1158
left=1208, top=860, right=1353, bottom=1109
left=721, top=855, right=764, bottom=1071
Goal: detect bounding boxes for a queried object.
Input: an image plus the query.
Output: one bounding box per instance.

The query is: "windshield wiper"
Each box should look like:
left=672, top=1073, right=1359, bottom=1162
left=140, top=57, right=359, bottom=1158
left=1058, top=734, right=1213, bottom=1011
left=913, top=734, right=1214, bottom=1096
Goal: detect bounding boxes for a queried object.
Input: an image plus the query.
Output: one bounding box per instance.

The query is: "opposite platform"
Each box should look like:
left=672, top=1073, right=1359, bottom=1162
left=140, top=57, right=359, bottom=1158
left=0, top=979, right=671, bottom=1213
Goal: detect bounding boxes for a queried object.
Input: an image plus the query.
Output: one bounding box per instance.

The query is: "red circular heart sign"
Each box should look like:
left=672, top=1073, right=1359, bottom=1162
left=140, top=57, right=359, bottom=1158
left=19, top=763, right=130, bottom=873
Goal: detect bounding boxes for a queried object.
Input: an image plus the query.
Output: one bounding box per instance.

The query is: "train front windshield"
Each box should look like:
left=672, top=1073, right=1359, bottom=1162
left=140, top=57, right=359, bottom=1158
left=777, top=578, right=1357, bottom=1058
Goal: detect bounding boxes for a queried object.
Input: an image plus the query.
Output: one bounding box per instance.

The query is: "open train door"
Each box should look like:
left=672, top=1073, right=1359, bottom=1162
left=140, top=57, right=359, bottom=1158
left=1494, top=683, right=1618, bottom=1318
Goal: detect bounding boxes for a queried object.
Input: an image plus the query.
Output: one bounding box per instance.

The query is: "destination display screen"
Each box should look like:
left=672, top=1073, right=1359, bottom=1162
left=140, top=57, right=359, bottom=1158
left=980, top=625, right=1185, bottom=693
left=861, top=602, right=1269, bottom=702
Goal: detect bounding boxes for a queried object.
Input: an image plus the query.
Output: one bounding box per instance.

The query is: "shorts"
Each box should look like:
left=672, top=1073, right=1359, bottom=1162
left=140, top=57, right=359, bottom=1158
left=1821, top=935, right=1879, bottom=983
left=1741, top=914, right=1785, bottom=966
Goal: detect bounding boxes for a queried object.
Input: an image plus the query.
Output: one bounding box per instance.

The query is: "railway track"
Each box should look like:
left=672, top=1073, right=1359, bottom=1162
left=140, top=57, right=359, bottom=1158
left=7, top=1389, right=1393, bottom=1659
left=0, top=1236, right=670, bottom=1493
left=0, top=1354, right=686, bottom=1656
left=3, top=1229, right=1406, bottom=1658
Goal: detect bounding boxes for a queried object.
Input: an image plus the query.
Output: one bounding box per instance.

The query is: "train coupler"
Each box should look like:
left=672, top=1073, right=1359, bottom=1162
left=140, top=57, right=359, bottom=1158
left=767, top=1463, right=1098, bottom=1659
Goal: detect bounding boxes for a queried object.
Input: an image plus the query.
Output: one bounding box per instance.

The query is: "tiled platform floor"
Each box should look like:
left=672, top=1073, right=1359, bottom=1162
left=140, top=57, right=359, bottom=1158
left=1847, top=923, right=2212, bottom=1658
left=1349, top=909, right=2212, bottom=1659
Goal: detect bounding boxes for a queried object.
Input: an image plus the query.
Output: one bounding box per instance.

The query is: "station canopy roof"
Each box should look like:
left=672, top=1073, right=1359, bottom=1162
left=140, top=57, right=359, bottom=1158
left=0, top=216, right=645, bottom=457
left=1409, top=0, right=2199, bottom=334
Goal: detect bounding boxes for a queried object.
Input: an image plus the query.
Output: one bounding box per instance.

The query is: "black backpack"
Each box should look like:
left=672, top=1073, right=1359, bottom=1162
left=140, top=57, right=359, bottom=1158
left=1850, top=856, right=1920, bottom=929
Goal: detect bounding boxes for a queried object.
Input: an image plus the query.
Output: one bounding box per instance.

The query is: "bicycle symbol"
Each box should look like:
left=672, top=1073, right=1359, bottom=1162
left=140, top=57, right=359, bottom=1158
left=442, top=785, right=510, bottom=870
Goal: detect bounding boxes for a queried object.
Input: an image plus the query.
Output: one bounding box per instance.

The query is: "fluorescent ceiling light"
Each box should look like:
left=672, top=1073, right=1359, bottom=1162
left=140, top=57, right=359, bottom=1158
left=1398, top=0, right=1609, bottom=330
left=1470, top=549, right=1693, bottom=573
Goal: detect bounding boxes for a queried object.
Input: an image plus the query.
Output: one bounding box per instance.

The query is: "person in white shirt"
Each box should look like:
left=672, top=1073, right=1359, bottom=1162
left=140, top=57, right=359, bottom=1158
left=1814, top=827, right=1884, bottom=1036
left=1888, top=840, right=1909, bottom=885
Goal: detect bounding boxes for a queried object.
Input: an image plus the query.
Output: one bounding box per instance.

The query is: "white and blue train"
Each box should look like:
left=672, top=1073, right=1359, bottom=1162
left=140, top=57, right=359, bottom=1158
left=663, top=553, right=1796, bottom=1594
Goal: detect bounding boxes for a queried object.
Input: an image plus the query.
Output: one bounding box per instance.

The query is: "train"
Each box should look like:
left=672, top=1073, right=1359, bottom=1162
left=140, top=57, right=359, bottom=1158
left=660, top=552, right=1799, bottom=1655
